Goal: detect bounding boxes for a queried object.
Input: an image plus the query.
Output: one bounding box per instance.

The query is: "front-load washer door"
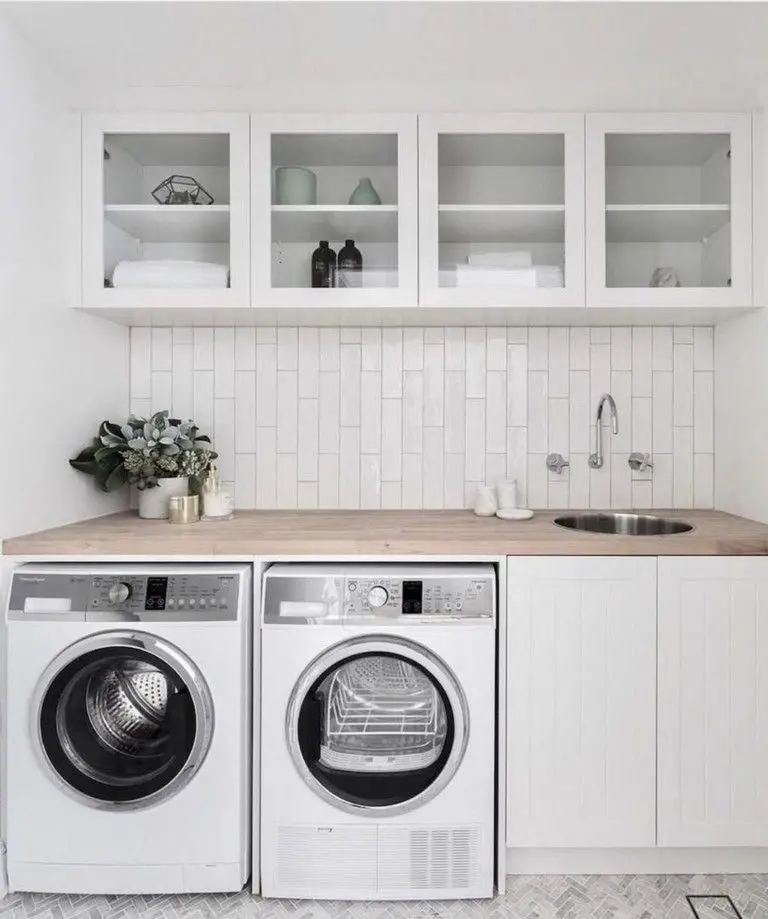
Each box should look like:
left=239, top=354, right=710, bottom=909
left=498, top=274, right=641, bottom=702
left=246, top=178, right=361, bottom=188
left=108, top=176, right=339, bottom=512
left=34, top=631, right=213, bottom=810
left=286, top=635, right=469, bottom=816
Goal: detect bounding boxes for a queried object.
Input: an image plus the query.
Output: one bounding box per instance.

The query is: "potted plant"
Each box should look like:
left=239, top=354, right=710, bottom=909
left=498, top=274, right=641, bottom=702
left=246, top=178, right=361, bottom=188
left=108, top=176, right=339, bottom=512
left=70, top=410, right=217, bottom=519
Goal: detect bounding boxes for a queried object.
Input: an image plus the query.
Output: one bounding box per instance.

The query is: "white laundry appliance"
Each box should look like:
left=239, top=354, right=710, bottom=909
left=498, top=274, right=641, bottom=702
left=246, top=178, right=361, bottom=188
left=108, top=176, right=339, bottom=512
left=4, top=563, right=252, bottom=895
left=260, top=563, right=496, bottom=900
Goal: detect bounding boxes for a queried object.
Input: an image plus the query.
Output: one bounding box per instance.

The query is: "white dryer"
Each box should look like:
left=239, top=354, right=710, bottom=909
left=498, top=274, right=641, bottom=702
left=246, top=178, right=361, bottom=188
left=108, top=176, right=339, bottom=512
left=260, top=563, right=496, bottom=901
left=4, top=563, right=252, bottom=895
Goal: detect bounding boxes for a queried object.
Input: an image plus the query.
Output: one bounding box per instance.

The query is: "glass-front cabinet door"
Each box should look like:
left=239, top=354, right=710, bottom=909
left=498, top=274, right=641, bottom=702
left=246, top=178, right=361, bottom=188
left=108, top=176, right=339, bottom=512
left=83, top=113, right=250, bottom=310
left=586, top=113, right=752, bottom=307
left=418, top=114, right=585, bottom=308
left=252, top=114, right=418, bottom=307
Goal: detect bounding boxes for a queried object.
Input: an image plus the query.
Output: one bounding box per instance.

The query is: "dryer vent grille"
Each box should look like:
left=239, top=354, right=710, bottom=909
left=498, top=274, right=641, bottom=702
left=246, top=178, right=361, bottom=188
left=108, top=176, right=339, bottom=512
left=275, top=824, right=481, bottom=895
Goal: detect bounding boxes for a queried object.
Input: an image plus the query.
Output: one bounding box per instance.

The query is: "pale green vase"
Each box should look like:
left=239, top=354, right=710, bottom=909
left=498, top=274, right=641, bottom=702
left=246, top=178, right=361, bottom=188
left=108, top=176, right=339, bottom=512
left=349, top=177, right=381, bottom=205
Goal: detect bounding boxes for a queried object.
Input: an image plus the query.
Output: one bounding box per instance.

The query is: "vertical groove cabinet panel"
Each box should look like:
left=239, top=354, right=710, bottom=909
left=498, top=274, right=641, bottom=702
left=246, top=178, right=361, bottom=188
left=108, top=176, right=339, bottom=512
left=506, top=556, right=657, bottom=848
left=658, top=557, right=768, bottom=846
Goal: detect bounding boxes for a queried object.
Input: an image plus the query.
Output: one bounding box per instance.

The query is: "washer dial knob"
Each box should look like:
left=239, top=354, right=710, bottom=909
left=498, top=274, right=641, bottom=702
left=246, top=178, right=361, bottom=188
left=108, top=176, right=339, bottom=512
left=368, top=585, right=389, bottom=608
left=108, top=582, right=132, bottom=605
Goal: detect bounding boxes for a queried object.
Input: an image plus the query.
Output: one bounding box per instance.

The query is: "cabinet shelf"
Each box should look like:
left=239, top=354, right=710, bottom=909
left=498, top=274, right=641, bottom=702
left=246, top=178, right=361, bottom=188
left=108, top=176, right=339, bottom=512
left=605, top=204, right=731, bottom=243
left=104, top=204, right=231, bottom=243
left=271, top=205, right=398, bottom=243
left=438, top=204, right=565, bottom=244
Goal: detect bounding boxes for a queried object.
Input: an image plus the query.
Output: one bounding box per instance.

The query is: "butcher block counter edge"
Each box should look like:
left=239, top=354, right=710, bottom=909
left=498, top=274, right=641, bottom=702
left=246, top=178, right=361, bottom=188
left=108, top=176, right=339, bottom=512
left=3, top=509, right=768, bottom=557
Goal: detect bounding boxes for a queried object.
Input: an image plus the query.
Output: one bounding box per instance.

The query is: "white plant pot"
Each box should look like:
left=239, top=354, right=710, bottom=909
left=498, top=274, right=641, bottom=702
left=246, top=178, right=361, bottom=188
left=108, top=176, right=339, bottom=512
left=137, top=477, right=189, bottom=520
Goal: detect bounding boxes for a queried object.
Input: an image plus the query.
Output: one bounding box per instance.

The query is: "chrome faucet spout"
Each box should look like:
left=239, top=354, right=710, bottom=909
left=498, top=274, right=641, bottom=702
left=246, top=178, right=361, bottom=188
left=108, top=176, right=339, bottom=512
left=589, top=393, right=619, bottom=469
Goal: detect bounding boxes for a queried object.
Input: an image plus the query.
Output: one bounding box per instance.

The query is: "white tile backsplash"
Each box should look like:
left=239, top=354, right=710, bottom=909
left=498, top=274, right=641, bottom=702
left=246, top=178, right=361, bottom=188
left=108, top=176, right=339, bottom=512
left=130, top=325, right=715, bottom=510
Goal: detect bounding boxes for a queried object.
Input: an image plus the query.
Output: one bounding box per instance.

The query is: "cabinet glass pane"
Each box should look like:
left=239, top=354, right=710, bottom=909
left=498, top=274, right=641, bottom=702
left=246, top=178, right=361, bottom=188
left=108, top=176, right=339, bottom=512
left=605, top=133, right=731, bottom=288
left=437, top=133, right=565, bottom=290
left=103, top=133, right=232, bottom=291
left=270, top=133, right=399, bottom=289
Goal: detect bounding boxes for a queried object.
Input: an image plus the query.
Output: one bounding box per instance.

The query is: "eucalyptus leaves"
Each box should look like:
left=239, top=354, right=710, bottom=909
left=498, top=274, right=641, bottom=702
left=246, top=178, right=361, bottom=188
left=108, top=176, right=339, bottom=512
left=70, top=411, right=217, bottom=491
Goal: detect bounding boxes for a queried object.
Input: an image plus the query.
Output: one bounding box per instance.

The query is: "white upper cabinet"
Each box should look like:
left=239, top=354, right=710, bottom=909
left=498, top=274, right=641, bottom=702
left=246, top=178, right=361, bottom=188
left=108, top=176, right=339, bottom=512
left=419, top=114, right=585, bottom=308
left=658, top=557, right=768, bottom=847
left=251, top=114, right=418, bottom=307
left=82, top=113, right=250, bottom=310
left=586, top=113, right=752, bottom=308
left=506, top=556, right=657, bottom=848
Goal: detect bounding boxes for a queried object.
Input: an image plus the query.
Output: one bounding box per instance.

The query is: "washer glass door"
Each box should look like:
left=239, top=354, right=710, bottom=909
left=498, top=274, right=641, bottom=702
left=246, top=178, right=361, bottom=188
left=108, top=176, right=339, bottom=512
left=288, top=636, right=468, bottom=815
left=36, top=632, right=213, bottom=809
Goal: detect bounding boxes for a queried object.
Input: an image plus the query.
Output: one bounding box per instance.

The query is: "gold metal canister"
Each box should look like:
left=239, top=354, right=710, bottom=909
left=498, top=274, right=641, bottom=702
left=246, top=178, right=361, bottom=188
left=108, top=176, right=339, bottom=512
left=168, top=494, right=200, bottom=525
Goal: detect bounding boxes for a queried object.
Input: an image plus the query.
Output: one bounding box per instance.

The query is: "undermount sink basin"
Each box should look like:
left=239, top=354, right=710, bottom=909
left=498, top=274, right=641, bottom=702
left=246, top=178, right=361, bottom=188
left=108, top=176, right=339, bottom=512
left=553, top=512, right=694, bottom=536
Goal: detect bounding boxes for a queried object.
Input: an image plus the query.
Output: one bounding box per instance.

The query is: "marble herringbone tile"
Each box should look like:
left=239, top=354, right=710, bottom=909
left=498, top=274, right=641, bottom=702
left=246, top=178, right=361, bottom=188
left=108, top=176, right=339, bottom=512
left=2, top=876, right=767, bottom=919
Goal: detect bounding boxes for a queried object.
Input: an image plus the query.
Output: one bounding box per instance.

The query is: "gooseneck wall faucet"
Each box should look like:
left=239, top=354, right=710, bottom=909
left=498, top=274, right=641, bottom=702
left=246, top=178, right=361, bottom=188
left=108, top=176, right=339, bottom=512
left=588, top=393, right=619, bottom=469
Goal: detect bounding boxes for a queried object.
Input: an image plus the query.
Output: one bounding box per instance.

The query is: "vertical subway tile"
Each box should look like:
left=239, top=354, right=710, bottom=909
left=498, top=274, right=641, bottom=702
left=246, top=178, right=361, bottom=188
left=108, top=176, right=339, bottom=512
left=487, top=327, right=507, bottom=371
left=673, top=327, right=694, bottom=344
left=486, top=371, right=507, bottom=453
left=319, top=328, right=340, bottom=371
left=547, top=398, right=569, bottom=456
left=255, top=341, right=277, bottom=427
left=193, top=370, right=214, bottom=433
left=214, top=328, right=235, bottom=398
left=256, top=327, right=277, bottom=345
left=548, top=328, right=569, bottom=397
left=151, top=372, right=172, bottom=411
left=527, top=371, right=549, bottom=453
left=298, top=327, right=319, bottom=397
left=193, top=328, right=214, bottom=370
left=276, top=370, right=298, bottom=453
left=465, top=328, right=486, bottom=398
left=444, top=453, right=465, bottom=507
left=403, top=328, right=424, bottom=371
left=297, top=481, right=319, bottom=509
left=360, top=371, right=382, bottom=454
left=631, top=328, right=652, bottom=396
left=402, top=453, right=423, bottom=508
left=381, top=481, right=402, bottom=509
left=445, top=327, right=466, bottom=371
left=528, top=327, right=549, bottom=371
left=652, top=327, right=673, bottom=371
left=610, top=328, right=632, bottom=371
left=423, top=427, right=445, bottom=509
left=694, top=453, right=715, bottom=508
left=318, top=371, right=340, bottom=454
left=318, top=453, right=340, bottom=508
left=214, top=398, right=236, bottom=482
left=382, top=328, right=403, bottom=397
left=694, top=327, right=714, bottom=370
left=527, top=454, right=549, bottom=508
left=360, top=455, right=382, bottom=509
left=631, top=397, right=653, bottom=455
left=507, top=344, right=527, bottom=427
left=652, top=371, right=674, bottom=454
left=444, top=371, right=466, bottom=454
left=548, top=479, right=569, bottom=510
left=340, top=343, right=361, bottom=426
left=506, top=427, right=527, bottom=504
left=694, top=372, right=714, bottom=453
left=276, top=453, right=298, bottom=509
left=589, top=459, right=612, bottom=509
left=297, top=398, right=319, bottom=482
left=172, top=327, right=193, bottom=345
left=234, top=453, right=256, bottom=509
left=381, top=398, right=403, bottom=481
left=235, top=327, right=256, bottom=371
left=485, top=454, right=507, bottom=489
left=423, top=342, right=445, bottom=427
left=465, top=398, right=486, bottom=482
left=340, top=327, right=361, bottom=344
left=610, top=370, right=631, bottom=453
left=402, top=370, right=424, bottom=453
left=171, top=342, right=194, bottom=422
left=506, top=327, right=528, bottom=344
left=610, top=453, right=632, bottom=508
left=130, top=327, right=151, bottom=400
left=569, top=327, right=590, bottom=370
left=589, top=342, right=611, bottom=405
left=632, top=481, right=653, bottom=510
left=277, top=327, right=298, bottom=369
left=424, top=327, right=445, bottom=345
left=255, top=426, right=277, bottom=507
left=590, top=328, right=611, bottom=344
left=234, top=370, right=256, bottom=454
left=673, top=426, right=694, bottom=508
left=151, top=328, right=173, bottom=371
left=568, top=455, right=590, bottom=508
left=673, top=342, right=694, bottom=426
left=569, top=370, right=591, bottom=454
left=339, top=426, right=361, bottom=508
left=652, top=454, right=673, bottom=508
left=361, top=328, right=382, bottom=371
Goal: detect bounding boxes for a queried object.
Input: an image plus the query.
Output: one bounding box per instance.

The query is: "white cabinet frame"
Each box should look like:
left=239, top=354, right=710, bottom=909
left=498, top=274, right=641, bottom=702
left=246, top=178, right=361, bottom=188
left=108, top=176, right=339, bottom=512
left=586, top=112, right=753, bottom=308
left=418, top=114, right=585, bottom=309
left=251, top=114, right=418, bottom=308
left=82, top=112, right=250, bottom=310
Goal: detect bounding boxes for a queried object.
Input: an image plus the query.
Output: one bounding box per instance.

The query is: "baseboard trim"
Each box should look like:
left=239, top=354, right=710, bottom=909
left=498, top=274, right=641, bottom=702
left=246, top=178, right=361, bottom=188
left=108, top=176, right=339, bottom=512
left=507, top=847, right=768, bottom=875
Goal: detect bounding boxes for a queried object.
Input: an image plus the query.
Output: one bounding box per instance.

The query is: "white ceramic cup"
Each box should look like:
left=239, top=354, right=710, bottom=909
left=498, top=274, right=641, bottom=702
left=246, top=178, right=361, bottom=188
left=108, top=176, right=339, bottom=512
left=496, top=479, right=518, bottom=511
left=473, top=485, right=498, bottom=517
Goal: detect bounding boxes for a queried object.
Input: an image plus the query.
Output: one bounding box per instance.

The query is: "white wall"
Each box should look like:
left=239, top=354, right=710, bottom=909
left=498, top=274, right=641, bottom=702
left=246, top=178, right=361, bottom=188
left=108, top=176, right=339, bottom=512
left=131, top=325, right=715, bottom=512
left=0, top=14, right=129, bottom=542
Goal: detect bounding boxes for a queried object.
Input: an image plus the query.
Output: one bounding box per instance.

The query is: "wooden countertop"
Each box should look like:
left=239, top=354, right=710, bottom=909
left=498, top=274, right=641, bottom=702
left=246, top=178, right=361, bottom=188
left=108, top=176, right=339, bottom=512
left=4, top=509, right=768, bottom=557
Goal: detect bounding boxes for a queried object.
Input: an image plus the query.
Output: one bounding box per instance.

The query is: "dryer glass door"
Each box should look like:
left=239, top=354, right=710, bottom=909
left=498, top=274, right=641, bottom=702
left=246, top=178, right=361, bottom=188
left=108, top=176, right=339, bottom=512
left=35, top=632, right=213, bottom=809
left=287, top=636, right=469, bottom=816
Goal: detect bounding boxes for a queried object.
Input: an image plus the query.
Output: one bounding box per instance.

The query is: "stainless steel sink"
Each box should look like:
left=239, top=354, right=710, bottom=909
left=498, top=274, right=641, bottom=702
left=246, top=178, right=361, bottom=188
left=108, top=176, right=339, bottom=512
left=553, top=512, right=693, bottom=536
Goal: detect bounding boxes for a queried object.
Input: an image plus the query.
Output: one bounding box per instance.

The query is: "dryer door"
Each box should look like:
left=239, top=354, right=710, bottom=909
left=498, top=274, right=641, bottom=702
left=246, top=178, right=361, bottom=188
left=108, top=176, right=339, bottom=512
left=286, top=635, right=469, bottom=816
left=34, top=631, right=213, bottom=809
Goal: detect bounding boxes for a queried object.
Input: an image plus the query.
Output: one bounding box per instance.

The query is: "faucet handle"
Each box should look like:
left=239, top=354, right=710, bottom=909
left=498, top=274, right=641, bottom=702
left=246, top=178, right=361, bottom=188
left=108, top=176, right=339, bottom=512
left=546, top=453, right=570, bottom=475
left=628, top=452, right=654, bottom=472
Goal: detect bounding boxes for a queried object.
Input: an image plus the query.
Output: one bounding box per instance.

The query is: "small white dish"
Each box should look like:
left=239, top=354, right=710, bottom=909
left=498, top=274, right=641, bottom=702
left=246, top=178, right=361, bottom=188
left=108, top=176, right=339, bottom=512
left=496, top=507, right=534, bottom=521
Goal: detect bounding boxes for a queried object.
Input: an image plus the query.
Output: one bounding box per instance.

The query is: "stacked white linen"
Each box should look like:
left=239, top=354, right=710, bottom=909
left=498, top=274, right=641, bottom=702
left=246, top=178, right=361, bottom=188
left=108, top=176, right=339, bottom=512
left=112, top=259, right=229, bottom=289
left=453, top=263, right=564, bottom=288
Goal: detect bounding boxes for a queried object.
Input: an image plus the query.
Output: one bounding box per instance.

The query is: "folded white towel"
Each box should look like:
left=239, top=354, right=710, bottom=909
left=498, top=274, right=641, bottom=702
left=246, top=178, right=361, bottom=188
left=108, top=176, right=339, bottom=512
left=112, top=259, right=229, bottom=289
left=451, top=264, right=564, bottom=289
left=466, top=250, right=533, bottom=269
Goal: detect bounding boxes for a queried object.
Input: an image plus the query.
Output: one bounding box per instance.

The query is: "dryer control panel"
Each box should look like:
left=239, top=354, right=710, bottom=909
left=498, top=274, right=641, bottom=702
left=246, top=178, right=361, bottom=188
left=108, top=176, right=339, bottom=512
left=344, top=574, right=492, bottom=618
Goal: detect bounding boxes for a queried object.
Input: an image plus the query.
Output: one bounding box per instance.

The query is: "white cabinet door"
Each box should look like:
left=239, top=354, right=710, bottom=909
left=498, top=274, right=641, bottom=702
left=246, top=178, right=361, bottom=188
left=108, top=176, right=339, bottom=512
left=658, top=557, right=768, bottom=846
left=251, top=113, right=418, bottom=309
left=506, top=556, right=657, bottom=848
left=419, top=114, right=585, bottom=308
left=586, top=112, right=752, bottom=308
left=82, top=112, right=250, bottom=310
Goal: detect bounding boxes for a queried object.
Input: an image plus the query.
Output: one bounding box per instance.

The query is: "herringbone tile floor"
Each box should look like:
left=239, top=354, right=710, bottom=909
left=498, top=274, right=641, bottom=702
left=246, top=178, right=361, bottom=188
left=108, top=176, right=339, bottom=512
left=1, top=876, right=766, bottom=919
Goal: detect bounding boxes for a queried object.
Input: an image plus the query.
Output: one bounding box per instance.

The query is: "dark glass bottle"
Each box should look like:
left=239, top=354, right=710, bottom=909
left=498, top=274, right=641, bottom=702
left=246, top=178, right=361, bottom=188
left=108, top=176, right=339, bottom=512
left=337, top=239, right=363, bottom=288
left=311, top=240, right=336, bottom=288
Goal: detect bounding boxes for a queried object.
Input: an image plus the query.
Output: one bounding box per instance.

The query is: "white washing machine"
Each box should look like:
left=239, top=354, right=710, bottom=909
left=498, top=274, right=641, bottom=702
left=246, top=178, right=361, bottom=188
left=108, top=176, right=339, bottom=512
left=4, top=563, right=252, bottom=895
left=260, top=563, right=496, bottom=901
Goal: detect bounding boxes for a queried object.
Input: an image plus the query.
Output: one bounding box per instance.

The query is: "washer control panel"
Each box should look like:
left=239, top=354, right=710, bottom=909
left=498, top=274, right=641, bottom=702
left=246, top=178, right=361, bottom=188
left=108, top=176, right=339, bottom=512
left=87, top=574, right=238, bottom=619
left=344, top=575, right=492, bottom=618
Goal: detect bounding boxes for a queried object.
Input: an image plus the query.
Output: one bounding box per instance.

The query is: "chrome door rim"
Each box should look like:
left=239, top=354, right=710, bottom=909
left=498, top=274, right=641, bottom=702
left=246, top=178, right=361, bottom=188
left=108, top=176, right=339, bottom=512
left=32, top=631, right=214, bottom=811
left=286, top=634, right=469, bottom=817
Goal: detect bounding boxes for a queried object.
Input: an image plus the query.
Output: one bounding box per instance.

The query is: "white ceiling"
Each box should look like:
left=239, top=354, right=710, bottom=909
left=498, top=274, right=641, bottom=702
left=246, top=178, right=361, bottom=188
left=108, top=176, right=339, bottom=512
left=4, top=1, right=768, bottom=112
